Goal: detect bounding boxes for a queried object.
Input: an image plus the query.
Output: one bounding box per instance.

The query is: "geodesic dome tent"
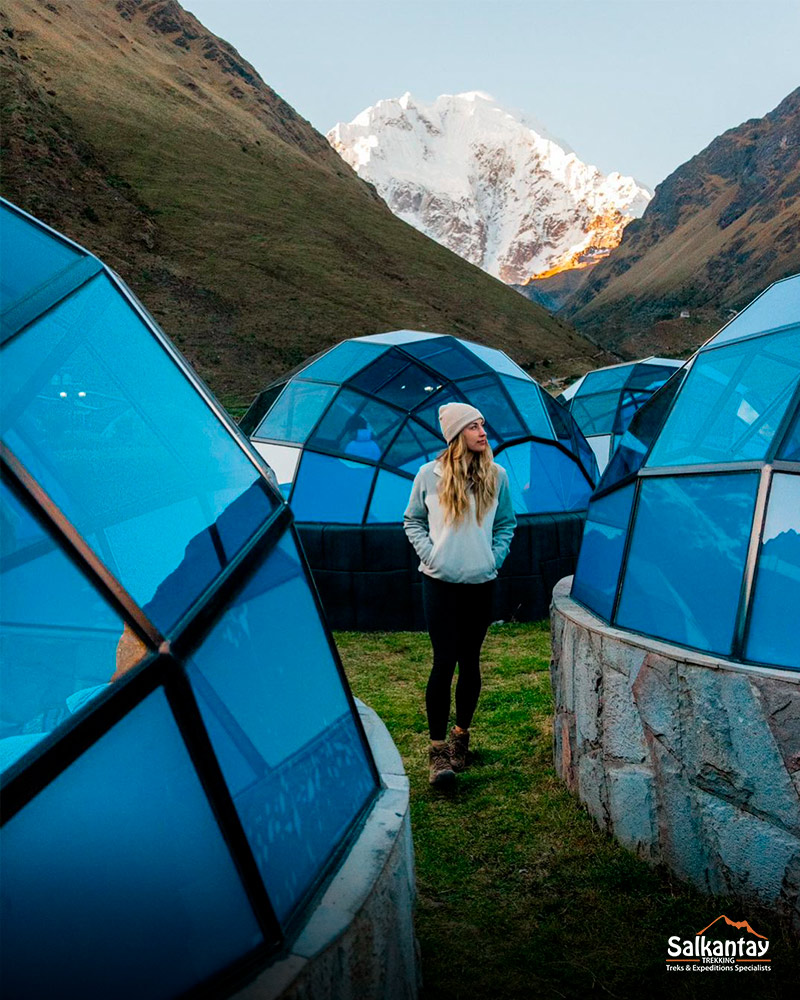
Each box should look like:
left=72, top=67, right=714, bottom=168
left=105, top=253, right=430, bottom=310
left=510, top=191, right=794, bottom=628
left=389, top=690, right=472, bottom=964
left=241, top=331, right=599, bottom=628
left=0, top=199, right=380, bottom=997
left=558, top=357, right=684, bottom=473
left=571, top=273, right=800, bottom=670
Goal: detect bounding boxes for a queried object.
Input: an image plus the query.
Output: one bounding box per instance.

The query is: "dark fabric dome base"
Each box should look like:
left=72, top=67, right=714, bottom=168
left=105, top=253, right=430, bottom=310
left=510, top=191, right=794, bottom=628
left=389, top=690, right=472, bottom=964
left=296, top=513, right=586, bottom=631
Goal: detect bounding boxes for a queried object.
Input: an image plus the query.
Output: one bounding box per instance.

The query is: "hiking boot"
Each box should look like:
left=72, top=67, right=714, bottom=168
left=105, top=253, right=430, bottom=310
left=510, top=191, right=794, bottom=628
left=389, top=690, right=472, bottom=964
left=449, top=726, right=470, bottom=772
left=428, top=743, right=455, bottom=787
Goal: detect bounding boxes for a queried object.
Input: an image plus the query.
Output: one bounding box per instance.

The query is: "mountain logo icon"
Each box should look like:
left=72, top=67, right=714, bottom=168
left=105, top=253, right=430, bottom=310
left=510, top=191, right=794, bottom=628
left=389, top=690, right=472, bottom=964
left=696, top=915, right=767, bottom=939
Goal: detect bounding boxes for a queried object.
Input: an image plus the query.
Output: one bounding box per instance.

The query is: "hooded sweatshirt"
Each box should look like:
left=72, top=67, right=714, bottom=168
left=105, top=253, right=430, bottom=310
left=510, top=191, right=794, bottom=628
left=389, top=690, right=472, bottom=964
left=403, top=460, right=516, bottom=584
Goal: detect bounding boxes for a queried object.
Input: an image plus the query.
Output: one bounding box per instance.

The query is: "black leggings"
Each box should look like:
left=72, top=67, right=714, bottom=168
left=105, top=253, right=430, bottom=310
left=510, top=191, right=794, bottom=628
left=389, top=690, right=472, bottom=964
left=422, top=575, right=494, bottom=741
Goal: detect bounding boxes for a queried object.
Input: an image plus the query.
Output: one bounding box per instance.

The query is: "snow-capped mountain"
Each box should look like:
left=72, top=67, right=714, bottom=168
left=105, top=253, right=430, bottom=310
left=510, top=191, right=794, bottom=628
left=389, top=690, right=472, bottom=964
left=328, top=92, right=651, bottom=285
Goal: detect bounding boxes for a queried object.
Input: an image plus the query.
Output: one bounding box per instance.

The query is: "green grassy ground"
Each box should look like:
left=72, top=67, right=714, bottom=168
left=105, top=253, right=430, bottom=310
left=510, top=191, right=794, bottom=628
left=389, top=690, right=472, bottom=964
left=336, top=623, right=798, bottom=1000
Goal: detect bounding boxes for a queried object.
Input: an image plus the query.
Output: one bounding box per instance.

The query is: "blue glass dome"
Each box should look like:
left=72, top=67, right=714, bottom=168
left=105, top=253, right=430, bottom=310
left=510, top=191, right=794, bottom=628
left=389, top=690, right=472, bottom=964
left=0, top=199, right=378, bottom=996
left=558, top=356, right=684, bottom=472
left=571, top=273, right=800, bottom=671
left=241, top=331, right=598, bottom=523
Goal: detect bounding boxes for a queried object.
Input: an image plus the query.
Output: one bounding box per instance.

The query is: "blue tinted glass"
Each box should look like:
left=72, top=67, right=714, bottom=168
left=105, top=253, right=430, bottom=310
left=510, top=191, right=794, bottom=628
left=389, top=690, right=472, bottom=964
left=357, top=330, right=435, bottom=345
left=745, top=473, right=800, bottom=670
left=300, top=341, right=388, bottom=382
left=499, top=376, right=553, bottom=438
left=572, top=483, right=636, bottom=620
left=0, top=203, right=84, bottom=312
left=648, top=329, right=800, bottom=468
left=403, top=337, right=489, bottom=379
left=351, top=352, right=441, bottom=410
left=578, top=365, right=632, bottom=396
left=413, top=383, right=464, bottom=435
left=616, top=473, right=759, bottom=655
left=0, top=688, right=263, bottom=999
left=187, top=532, right=376, bottom=922
left=457, top=375, right=526, bottom=441
left=612, top=388, right=649, bottom=437
left=291, top=451, right=374, bottom=522
left=1, top=274, right=274, bottom=630
left=464, top=340, right=529, bottom=378
left=571, top=391, right=620, bottom=436
left=778, top=406, right=800, bottom=460
left=625, top=361, right=682, bottom=392
left=367, top=470, right=414, bottom=522
left=599, top=369, right=687, bottom=491
left=382, top=419, right=443, bottom=474
left=0, top=483, right=139, bottom=772
left=310, top=388, right=403, bottom=459
left=496, top=442, right=591, bottom=514
left=255, top=380, right=337, bottom=442
left=706, top=276, right=800, bottom=347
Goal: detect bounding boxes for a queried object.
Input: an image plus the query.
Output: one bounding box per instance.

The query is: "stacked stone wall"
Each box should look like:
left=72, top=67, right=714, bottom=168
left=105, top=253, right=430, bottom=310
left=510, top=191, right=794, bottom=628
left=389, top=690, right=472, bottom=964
left=551, top=578, right=800, bottom=929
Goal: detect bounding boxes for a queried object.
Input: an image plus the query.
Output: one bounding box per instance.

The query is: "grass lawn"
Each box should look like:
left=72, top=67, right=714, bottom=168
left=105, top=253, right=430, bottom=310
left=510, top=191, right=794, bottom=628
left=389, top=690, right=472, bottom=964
left=336, top=623, right=798, bottom=1000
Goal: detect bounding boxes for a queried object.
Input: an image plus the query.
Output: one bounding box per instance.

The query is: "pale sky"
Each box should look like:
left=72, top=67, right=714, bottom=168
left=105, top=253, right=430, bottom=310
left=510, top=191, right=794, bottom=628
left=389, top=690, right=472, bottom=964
left=185, top=0, right=799, bottom=189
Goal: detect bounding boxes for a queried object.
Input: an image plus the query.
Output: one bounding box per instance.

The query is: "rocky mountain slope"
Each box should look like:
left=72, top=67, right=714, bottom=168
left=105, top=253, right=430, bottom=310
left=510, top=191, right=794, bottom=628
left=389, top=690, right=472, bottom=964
left=560, top=87, right=800, bottom=357
left=0, top=1, right=612, bottom=407
left=329, top=92, right=650, bottom=286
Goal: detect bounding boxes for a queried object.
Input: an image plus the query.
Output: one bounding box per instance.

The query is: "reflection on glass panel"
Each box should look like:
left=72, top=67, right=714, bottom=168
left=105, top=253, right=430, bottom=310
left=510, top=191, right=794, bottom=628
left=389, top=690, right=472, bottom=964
left=413, top=383, right=464, bottom=434
left=368, top=470, right=414, bottom=522
left=572, top=483, right=636, bottom=621
left=291, top=451, right=373, bottom=522
left=0, top=688, right=263, bottom=999
left=579, top=365, right=632, bottom=396
left=239, top=383, right=283, bottom=437
left=351, top=353, right=441, bottom=410
left=705, top=279, right=800, bottom=348
left=252, top=442, right=300, bottom=497
left=0, top=203, right=84, bottom=313
left=0, top=482, right=140, bottom=773
left=496, top=442, right=591, bottom=514
left=456, top=375, right=526, bottom=441
left=357, top=330, right=433, bottom=345
left=616, top=473, right=758, bottom=655
left=571, top=391, right=620, bottom=436
left=778, top=407, right=800, bottom=461
left=300, top=340, right=388, bottom=383
left=499, top=376, right=552, bottom=439
left=541, top=392, right=576, bottom=452
left=383, top=420, right=443, bottom=474
left=466, top=342, right=529, bottom=378
left=1, top=274, right=274, bottom=630
left=403, top=337, right=489, bottom=379
left=587, top=435, right=612, bottom=473
left=745, top=473, right=800, bottom=670
left=187, top=532, right=376, bottom=922
left=309, top=388, right=403, bottom=460
left=647, top=329, right=800, bottom=467
left=624, top=362, right=682, bottom=393
left=599, top=370, right=687, bottom=492
left=255, top=380, right=337, bottom=443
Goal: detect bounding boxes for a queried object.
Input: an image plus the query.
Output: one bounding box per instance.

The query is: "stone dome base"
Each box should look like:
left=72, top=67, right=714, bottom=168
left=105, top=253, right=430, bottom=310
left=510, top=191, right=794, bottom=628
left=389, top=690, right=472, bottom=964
left=550, top=578, right=800, bottom=929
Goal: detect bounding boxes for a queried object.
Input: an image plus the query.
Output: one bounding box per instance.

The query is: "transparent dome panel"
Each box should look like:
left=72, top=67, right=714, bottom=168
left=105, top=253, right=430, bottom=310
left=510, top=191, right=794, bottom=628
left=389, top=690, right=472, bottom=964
left=572, top=483, right=636, bottom=621
left=464, top=341, right=529, bottom=378
left=1, top=273, right=276, bottom=631
left=616, top=473, right=759, bottom=655
left=704, top=275, right=800, bottom=348
left=254, top=380, right=337, bottom=443
left=647, top=328, right=800, bottom=468
left=0, top=203, right=85, bottom=314
left=499, top=376, right=553, bottom=439
left=186, top=531, right=377, bottom=923
left=624, top=361, right=682, bottom=392
left=309, top=388, right=403, bottom=460
left=299, top=340, right=388, bottom=383
left=455, top=374, right=527, bottom=441
left=382, top=419, right=444, bottom=474
left=367, top=470, right=414, bottom=523
left=350, top=353, right=442, bottom=410
left=291, top=451, right=374, bottom=523
left=402, top=336, right=490, bottom=380
left=0, top=482, right=143, bottom=773
left=571, top=390, right=621, bottom=436
left=778, top=406, right=800, bottom=461
left=0, top=687, right=263, bottom=999
left=577, top=364, right=633, bottom=396
left=745, top=473, right=800, bottom=670
left=496, top=441, right=591, bottom=514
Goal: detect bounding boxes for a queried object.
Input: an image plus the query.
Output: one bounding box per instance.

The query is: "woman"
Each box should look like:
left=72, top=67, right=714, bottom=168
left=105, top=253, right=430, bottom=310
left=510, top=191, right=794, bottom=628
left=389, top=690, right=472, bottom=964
left=404, top=402, right=516, bottom=787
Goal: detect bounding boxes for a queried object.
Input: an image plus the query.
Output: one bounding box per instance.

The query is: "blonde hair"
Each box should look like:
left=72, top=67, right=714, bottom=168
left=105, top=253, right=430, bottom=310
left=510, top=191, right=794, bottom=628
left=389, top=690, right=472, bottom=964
left=438, top=432, right=498, bottom=526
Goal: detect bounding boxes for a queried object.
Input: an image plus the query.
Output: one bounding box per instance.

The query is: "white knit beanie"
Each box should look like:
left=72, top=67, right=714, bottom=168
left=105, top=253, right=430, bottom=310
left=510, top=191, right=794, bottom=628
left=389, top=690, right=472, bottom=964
left=438, top=402, right=484, bottom=444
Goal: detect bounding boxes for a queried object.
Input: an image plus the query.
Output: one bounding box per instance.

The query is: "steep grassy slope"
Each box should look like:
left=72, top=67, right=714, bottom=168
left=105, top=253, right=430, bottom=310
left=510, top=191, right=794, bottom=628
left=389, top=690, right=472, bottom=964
left=561, top=88, right=800, bottom=358
left=0, top=0, right=610, bottom=407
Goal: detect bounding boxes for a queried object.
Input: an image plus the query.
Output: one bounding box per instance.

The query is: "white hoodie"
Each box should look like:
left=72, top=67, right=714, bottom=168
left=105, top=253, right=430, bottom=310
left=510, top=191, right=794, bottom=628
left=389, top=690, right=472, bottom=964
left=403, top=460, right=516, bottom=584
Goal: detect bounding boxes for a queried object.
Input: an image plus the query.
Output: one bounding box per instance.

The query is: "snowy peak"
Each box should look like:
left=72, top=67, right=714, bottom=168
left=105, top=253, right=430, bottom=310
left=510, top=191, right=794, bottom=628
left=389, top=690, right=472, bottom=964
left=328, top=92, right=651, bottom=285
